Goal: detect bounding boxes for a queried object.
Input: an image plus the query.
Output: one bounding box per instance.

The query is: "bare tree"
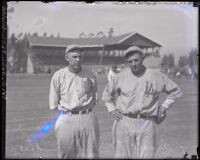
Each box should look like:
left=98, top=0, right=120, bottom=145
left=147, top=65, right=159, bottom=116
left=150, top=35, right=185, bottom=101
left=96, top=31, right=105, bottom=37
left=49, top=34, right=54, bottom=38
left=79, top=32, right=86, bottom=38
left=43, top=32, right=47, bottom=37
left=32, top=32, right=38, bottom=36
left=88, top=33, right=95, bottom=38
left=178, top=56, right=188, bottom=68
left=108, top=27, right=114, bottom=37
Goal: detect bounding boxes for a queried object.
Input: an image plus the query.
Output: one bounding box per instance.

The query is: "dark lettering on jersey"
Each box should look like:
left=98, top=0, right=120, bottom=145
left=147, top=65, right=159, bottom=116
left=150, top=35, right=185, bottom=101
left=144, top=81, right=156, bottom=97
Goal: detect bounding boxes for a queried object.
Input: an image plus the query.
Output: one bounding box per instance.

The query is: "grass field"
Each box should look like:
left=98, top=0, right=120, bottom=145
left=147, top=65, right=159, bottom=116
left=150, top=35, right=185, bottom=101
left=6, top=73, right=198, bottom=158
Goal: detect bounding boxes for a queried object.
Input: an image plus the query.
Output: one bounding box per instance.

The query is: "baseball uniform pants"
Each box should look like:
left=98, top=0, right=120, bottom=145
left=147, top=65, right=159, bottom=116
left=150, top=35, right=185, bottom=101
left=112, top=116, right=158, bottom=158
left=54, top=111, right=100, bottom=158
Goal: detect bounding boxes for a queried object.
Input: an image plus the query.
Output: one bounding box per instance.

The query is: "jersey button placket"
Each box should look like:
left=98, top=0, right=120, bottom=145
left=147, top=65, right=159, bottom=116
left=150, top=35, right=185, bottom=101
left=75, top=75, right=80, bottom=107
left=77, top=89, right=80, bottom=107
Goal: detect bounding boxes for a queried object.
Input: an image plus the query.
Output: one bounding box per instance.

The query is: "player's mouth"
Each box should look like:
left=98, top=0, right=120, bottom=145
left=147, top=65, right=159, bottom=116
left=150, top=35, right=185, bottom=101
left=73, top=63, right=81, bottom=68
left=132, top=66, right=139, bottom=71
left=131, top=66, right=140, bottom=73
left=74, top=62, right=80, bottom=65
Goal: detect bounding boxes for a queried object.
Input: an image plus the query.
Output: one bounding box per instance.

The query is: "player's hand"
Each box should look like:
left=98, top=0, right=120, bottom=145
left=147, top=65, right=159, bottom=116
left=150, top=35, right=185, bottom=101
left=156, top=105, right=167, bottom=124
left=110, top=109, right=123, bottom=121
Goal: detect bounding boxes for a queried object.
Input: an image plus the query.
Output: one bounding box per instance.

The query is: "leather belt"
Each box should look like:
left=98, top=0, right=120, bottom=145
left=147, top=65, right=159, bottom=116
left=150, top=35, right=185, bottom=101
left=122, top=113, right=145, bottom=119
left=61, top=108, right=93, bottom=115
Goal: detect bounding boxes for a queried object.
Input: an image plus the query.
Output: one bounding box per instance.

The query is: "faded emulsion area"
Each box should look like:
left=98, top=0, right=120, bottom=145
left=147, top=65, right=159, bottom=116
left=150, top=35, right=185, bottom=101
left=2, top=1, right=8, bottom=160
left=4, top=1, right=199, bottom=159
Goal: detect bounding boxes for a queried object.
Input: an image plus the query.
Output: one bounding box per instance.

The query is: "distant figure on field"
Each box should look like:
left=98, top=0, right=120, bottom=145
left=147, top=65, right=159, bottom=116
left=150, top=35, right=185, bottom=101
left=108, top=64, right=120, bottom=82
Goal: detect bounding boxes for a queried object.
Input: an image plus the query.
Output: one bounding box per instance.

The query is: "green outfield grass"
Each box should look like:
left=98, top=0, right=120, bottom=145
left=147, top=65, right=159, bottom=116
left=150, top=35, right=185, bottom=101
left=6, top=74, right=198, bottom=158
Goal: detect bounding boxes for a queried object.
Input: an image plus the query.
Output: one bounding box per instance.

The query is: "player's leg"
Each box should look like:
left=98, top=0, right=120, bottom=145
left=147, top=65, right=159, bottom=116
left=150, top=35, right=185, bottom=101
left=54, top=114, right=79, bottom=158
left=79, top=112, right=100, bottom=158
left=136, top=119, right=158, bottom=158
left=113, top=117, right=136, bottom=158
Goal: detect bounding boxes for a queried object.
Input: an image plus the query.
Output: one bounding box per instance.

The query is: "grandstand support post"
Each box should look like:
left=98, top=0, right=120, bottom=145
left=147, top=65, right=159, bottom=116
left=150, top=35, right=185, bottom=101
left=81, top=49, right=85, bottom=62
left=99, top=46, right=104, bottom=65
left=145, top=48, right=147, bottom=54
left=27, top=49, right=34, bottom=74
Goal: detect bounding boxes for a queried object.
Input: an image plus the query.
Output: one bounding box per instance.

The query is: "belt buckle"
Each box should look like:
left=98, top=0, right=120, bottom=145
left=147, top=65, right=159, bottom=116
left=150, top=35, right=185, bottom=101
left=60, top=110, right=68, bottom=115
left=60, top=110, right=65, bottom=115
left=137, top=114, right=141, bottom=118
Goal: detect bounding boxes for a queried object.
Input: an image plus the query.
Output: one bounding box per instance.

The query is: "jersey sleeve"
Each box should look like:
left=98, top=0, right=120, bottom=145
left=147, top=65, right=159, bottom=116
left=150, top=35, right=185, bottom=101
left=49, top=72, right=60, bottom=110
left=158, top=72, right=183, bottom=109
left=107, top=70, right=112, bottom=82
left=158, top=72, right=178, bottom=93
left=102, top=74, right=119, bottom=112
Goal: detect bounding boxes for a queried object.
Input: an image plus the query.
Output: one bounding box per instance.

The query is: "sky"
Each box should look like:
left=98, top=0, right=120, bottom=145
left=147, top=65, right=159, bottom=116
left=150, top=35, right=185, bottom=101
left=7, top=1, right=198, bottom=62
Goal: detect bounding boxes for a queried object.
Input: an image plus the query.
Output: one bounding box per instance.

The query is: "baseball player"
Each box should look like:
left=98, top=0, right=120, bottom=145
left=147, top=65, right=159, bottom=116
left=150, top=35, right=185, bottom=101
left=107, top=63, right=120, bottom=82
left=49, top=45, right=99, bottom=158
left=102, top=46, right=183, bottom=158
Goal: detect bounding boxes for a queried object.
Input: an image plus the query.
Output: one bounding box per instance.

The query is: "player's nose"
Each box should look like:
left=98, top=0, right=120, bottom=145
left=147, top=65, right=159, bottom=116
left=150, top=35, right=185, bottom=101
left=131, top=61, right=136, bottom=66
left=75, top=57, right=81, bottom=62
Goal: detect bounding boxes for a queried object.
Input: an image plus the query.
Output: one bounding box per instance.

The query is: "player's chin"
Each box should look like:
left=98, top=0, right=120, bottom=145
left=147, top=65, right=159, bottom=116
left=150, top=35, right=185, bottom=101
left=73, top=64, right=81, bottom=69
left=131, top=68, right=139, bottom=74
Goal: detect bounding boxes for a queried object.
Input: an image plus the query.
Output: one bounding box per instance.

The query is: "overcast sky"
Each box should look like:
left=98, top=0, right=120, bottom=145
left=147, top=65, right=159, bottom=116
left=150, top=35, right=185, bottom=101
left=7, top=2, right=198, bottom=61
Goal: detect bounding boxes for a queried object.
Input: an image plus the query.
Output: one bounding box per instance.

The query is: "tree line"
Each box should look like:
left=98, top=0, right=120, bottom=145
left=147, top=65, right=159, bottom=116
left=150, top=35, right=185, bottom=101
left=79, top=27, right=114, bottom=38
left=7, top=33, right=28, bottom=73
left=160, top=49, right=198, bottom=76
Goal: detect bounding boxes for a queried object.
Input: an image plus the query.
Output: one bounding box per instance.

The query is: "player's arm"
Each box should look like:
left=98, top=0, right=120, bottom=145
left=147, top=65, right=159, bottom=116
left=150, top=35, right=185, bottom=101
left=102, top=75, right=123, bottom=121
left=49, top=72, right=60, bottom=110
left=156, top=72, right=183, bottom=124
left=107, top=70, right=111, bottom=82
left=102, top=75, right=118, bottom=112
left=161, top=74, right=183, bottom=110
left=162, top=87, right=182, bottom=110
left=157, top=86, right=182, bottom=124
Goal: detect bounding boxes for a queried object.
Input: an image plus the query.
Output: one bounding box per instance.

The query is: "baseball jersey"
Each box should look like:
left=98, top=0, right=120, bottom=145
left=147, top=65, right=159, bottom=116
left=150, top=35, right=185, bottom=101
left=49, top=67, right=97, bottom=110
left=102, top=67, right=182, bottom=117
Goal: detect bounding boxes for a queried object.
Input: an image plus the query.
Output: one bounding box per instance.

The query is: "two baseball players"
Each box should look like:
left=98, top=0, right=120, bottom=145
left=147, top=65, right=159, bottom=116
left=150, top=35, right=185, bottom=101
left=49, top=45, right=182, bottom=158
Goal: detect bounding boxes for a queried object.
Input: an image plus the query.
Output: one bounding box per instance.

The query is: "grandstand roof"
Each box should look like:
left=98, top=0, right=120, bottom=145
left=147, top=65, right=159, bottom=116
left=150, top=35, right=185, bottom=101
left=27, top=32, right=162, bottom=49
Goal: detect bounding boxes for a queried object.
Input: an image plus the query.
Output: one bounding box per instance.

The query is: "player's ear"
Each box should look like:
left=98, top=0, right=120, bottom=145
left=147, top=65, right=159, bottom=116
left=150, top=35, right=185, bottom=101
left=65, top=54, right=69, bottom=62
left=141, top=55, right=145, bottom=61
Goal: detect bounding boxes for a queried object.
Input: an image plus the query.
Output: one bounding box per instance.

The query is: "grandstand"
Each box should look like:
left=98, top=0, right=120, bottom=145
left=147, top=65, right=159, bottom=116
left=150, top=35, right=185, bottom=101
left=25, top=32, right=162, bottom=73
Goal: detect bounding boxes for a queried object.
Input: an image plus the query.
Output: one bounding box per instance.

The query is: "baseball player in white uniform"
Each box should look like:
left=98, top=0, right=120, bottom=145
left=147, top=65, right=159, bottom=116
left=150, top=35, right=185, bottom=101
left=102, top=46, right=183, bottom=158
left=107, top=64, right=120, bottom=82
left=49, top=45, right=99, bottom=158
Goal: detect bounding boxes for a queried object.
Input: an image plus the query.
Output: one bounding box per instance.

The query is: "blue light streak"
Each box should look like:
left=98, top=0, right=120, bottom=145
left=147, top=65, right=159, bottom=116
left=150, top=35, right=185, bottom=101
left=43, top=124, right=51, bottom=131
left=28, top=111, right=66, bottom=143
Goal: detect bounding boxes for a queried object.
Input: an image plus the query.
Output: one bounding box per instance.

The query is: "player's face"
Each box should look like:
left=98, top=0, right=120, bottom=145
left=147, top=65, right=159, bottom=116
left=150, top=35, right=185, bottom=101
left=112, top=65, right=117, bottom=72
left=65, top=51, right=82, bottom=71
left=126, top=53, right=144, bottom=74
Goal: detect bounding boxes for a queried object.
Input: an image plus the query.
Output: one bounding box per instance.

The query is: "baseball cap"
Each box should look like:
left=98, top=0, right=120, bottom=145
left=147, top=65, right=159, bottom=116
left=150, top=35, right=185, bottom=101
left=124, top=46, right=144, bottom=58
left=65, top=44, right=83, bottom=54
